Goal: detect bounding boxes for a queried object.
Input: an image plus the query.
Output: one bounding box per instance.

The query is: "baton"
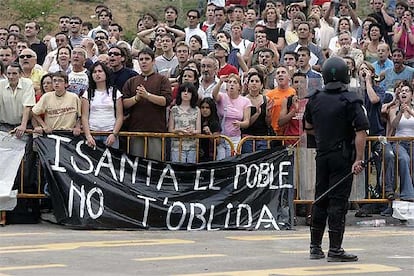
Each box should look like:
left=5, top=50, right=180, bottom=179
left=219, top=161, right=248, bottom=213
left=312, top=136, right=387, bottom=206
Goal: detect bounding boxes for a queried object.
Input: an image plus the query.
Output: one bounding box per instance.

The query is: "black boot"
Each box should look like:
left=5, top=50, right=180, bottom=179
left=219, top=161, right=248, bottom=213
left=310, top=226, right=325, bottom=259
left=327, top=231, right=358, bottom=262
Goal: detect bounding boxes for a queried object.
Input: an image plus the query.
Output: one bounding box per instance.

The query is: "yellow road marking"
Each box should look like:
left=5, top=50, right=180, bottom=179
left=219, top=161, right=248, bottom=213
left=0, top=264, right=66, bottom=272
left=280, top=248, right=364, bottom=254
left=0, top=232, right=55, bottom=237
left=136, top=254, right=226, bottom=261
left=227, top=230, right=413, bottom=241
left=0, top=239, right=194, bottom=254
left=173, top=264, right=401, bottom=276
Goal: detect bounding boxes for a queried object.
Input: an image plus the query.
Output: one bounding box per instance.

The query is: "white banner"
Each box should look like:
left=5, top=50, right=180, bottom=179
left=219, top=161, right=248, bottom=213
left=0, top=131, right=26, bottom=210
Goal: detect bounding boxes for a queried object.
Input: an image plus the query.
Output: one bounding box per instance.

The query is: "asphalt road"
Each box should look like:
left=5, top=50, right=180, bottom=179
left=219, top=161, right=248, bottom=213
left=1, top=215, right=413, bottom=276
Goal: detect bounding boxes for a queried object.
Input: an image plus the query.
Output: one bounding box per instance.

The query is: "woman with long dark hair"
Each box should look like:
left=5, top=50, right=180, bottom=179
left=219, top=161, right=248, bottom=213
left=199, top=97, right=221, bottom=162
left=389, top=81, right=414, bottom=201
left=81, top=61, right=123, bottom=148
left=168, top=83, right=201, bottom=163
left=241, top=71, right=271, bottom=153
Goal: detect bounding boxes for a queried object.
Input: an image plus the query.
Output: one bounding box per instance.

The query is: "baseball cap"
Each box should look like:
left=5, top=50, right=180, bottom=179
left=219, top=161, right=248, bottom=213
left=214, top=42, right=230, bottom=54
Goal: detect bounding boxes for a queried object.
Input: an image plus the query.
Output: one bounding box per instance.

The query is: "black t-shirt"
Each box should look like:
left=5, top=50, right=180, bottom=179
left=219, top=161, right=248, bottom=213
left=265, top=27, right=285, bottom=45
left=30, top=42, right=47, bottom=65
left=200, top=118, right=221, bottom=162
left=242, top=96, right=268, bottom=136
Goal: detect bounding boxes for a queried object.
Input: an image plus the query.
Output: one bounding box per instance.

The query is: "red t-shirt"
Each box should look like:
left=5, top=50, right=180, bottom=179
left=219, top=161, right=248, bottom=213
left=217, top=63, right=238, bottom=77
left=312, top=0, right=331, bottom=6
left=226, top=0, right=248, bottom=6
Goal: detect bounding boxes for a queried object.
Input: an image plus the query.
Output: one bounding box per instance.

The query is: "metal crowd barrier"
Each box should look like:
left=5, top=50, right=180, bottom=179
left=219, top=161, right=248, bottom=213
left=14, top=132, right=414, bottom=205
left=237, top=135, right=414, bottom=204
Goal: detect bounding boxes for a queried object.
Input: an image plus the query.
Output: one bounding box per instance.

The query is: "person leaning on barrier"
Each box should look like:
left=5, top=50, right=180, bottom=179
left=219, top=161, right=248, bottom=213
left=81, top=62, right=123, bottom=149
left=241, top=71, right=271, bottom=153
left=0, top=62, right=35, bottom=136
left=0, top=62, right=36, bottom=225
left=304, top=56, right=369, bottom=262
left=32, top=71, right=81, bottom=135
left=388, top=80, right=414, bottom=201
left=354, top=61, right=386, bottom=217
left=122, top=47, right=172, bottom=160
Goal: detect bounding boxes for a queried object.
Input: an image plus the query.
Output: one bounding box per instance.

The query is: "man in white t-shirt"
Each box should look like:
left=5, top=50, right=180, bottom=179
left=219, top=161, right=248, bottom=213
left=67, top=46, right=89, bottom=96
left=155, top=33, right=179, bottom=78
left=184, top=9, right=208, bottom=50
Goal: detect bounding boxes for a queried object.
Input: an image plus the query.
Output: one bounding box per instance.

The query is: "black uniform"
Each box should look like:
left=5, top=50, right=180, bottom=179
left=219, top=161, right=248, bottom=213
left=304, top=84, right=369, bottom=261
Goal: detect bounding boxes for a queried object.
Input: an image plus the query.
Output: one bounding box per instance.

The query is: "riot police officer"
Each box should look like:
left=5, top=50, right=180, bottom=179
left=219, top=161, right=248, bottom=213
left=304, top=57, right=369, bottom=262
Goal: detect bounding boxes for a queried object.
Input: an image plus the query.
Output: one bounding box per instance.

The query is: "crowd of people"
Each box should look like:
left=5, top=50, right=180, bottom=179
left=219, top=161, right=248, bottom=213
left=1, top=0, right=414, bottom=226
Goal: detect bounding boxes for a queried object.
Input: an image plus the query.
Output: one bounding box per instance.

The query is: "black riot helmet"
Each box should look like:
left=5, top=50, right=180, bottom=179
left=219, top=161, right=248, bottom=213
left=322, top=57, right=349, bottom=90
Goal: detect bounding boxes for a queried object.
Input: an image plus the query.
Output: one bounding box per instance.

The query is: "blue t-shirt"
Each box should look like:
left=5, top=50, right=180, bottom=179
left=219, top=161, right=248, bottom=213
left=382, top=66, right=414, bottom=91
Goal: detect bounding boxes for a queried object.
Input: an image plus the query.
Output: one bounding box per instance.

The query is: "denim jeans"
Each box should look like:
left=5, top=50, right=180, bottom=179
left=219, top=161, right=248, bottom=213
left=95, top=135, right=119, bottom=149
left=217, top=136, right=240, bottom=160
left=384, top=143, right=396, bottom=194
left=171, top=150, right=196, bottom=163
left=393, top=141, right=414, bottom=200
left=241, top=139, right=268, bottom=154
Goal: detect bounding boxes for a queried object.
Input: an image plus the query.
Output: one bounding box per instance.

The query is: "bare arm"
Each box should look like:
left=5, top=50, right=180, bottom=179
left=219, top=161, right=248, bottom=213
left=347, top=2, right=360, bottom=27
left=80, top=98, right=95, bottom=145
left=276, top=37, right=286, bottom=52
left=364, top=75, right=380, bottom=104
left=113, top=98, right=124, bottom=135
left=243, top=43, right=253, bottom=66
left=268, top=41, right=280, bottom=65
left=390, top=105, right=404, bottom=129
left=137, top=28, right=156, bottom=45
left=168, top=108, right=175, bottom=133
left=236, top=52, right=249, bottom=73
left=165, top=25, right=185, bottom=41
left=278, top=97, right=296, bottom=127
left=381, top=6, right=395, bottom=26
left=323, top=3, right=334, bottom=26
left=194, top=108, right=201, bottom=134
left=14, top=106, right=32, bottom=137
left=238, top=106, right=251, bottom=129
left=212, top=79, right=224, bottom=103
left=32, top=113, right=52, bottom=134
left=393, top=25, right=403, bottom=45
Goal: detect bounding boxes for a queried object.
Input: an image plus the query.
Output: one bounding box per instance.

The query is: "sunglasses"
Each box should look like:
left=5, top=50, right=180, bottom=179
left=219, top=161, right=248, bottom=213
left=108, top=52, right=122, bottom=56
left=95, top=36, right=107, bottom=40
left=19, top=54, right=34, bottom=59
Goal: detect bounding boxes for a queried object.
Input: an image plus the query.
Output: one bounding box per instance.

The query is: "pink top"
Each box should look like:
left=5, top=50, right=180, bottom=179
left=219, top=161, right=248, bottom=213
left=396, top=25, right=414, bottom=60
left=216, top=93, right=251, bottom=137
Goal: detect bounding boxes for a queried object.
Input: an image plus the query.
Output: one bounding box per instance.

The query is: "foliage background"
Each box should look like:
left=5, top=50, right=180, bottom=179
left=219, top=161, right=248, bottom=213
left=0, top=0, right=370, bottom=43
